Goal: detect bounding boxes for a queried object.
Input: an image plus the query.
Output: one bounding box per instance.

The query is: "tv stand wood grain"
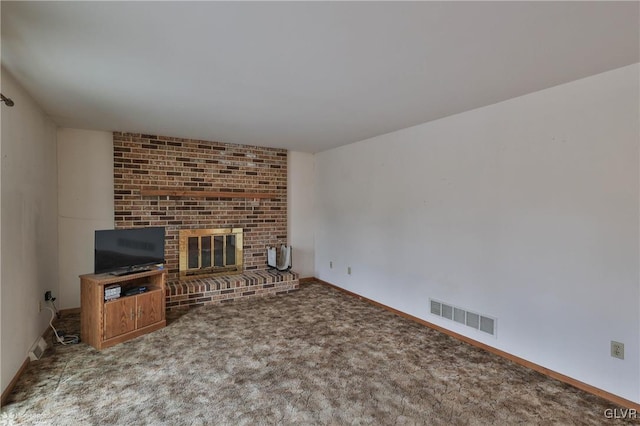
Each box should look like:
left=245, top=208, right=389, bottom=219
left=80, top=269, right=166, bottom=350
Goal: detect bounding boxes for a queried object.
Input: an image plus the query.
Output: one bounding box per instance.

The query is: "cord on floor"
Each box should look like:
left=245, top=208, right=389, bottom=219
left=44, top=306, right=79, bottom=345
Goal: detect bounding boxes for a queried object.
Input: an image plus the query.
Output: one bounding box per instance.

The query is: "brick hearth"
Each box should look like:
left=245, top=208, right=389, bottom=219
left=166, top=269, right=299, bottom=309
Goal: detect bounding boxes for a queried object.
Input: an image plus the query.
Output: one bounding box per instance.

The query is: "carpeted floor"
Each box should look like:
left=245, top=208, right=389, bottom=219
left=1, top=281, right=634, bottom=425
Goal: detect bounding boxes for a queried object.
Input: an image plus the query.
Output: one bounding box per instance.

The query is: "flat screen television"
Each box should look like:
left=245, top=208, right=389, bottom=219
left=94, top=227, right=165, bottom=275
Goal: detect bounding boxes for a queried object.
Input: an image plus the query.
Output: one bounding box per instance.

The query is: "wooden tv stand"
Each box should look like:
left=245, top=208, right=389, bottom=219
left=80, top=268, right=166, bottom=350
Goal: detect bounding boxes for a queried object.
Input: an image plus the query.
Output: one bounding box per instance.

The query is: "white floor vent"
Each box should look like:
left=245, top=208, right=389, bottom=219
left=430, top=299, right=496, bottom=337
left=28, top=336, right=48, bottom=361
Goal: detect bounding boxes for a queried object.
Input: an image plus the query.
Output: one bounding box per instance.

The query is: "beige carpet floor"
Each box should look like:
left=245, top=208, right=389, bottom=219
left=1, top=281, right=634, bottom=425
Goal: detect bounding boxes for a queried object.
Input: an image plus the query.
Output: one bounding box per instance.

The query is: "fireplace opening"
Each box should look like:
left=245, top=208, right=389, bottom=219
left=179, top=228, right=243, bottom=278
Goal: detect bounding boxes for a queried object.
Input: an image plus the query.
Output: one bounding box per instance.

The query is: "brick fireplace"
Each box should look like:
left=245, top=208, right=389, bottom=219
left=113, top=132, right=299, bottom=309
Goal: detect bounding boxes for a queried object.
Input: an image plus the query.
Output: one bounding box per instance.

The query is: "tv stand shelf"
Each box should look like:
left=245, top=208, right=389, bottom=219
left=80, top=268, right=166, bottom=350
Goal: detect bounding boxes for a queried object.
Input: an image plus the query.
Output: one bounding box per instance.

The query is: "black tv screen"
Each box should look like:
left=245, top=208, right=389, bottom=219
left=94, top=227, right=165, bottom=274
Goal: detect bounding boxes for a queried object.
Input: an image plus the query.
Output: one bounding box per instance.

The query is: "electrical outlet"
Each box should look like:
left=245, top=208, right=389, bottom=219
left=330, top=261, right=333, bottom=269
left=44, top=291, right=52, bottom=301
left=611, top=341, right=624, bottom=360
left=347, top=266, right=352, bottom=275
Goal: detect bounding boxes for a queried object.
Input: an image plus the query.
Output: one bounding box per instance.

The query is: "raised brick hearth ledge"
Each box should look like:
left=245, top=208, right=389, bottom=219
left=166, top=270, right=299, bottom=310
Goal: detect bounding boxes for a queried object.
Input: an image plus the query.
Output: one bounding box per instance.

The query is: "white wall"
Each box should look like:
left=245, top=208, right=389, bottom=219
left=57, top=128, right=113, bottom=309
left=1, top=69, right=58, bottom=394
left=315, top=64, right=640, bottom=402
left=288, top=151, right=315, bottom=278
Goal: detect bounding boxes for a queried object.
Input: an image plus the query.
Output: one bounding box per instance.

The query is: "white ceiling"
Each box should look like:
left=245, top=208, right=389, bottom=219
left=2, top=2, right=638, bottom=153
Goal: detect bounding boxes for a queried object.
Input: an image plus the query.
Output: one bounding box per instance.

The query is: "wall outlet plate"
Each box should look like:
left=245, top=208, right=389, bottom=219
left=611, top=341, right=624, bottom=360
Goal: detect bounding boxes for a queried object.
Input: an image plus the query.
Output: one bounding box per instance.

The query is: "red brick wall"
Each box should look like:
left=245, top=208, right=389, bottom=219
left=113, top=132, right=287, bottom=282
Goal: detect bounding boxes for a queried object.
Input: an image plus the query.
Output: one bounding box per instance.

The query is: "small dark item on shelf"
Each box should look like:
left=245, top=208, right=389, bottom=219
left=124, top=286, right=147, bottom=296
